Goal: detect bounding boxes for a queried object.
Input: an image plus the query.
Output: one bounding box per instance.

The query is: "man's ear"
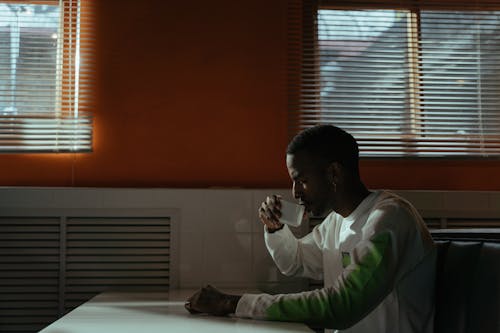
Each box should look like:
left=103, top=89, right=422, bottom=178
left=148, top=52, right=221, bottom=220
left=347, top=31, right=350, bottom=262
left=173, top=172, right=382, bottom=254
left=327, top=161, right=342, bottom=183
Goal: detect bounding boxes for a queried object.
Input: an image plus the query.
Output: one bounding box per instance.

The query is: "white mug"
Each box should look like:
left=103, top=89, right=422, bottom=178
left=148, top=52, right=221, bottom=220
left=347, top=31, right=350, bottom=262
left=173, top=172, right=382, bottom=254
left=279, top=200, right=305, bottom=227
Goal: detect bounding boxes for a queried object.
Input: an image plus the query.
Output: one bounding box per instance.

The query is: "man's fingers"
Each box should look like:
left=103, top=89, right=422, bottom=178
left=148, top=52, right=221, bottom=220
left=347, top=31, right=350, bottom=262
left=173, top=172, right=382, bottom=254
left=258, top=196, right=286, bottom=232
left=268, top=196, right=283, bottom=217
left=272, top=195, right=282, bottom=207
left=185, top=290, right=203, bottom=315
left=259, top=211, right=282, bottom=230
left=186, top=293, right=194, bottom=303
left=185, top=285, right=236, bottom=317
left=258, top=205, right=270, bottom=221
left=259, top=207, right=277, bottom=227
left=260, top=200, right=281, bottom=221
left=206, top=284, right=219, bottom=293
left=185, top=301, right=199, bottom=314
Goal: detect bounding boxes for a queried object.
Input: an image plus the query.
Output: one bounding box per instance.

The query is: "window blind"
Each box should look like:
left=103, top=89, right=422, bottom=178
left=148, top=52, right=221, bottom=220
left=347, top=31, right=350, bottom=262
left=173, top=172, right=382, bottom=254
left=0, top=0, right=94, bottom=152
left=288, top=0, right=500, bottom=157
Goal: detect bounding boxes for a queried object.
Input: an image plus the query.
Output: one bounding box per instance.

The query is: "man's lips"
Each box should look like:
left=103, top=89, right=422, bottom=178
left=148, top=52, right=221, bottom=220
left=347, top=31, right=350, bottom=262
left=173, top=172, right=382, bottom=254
left=298, top=201, right=310, bottom=210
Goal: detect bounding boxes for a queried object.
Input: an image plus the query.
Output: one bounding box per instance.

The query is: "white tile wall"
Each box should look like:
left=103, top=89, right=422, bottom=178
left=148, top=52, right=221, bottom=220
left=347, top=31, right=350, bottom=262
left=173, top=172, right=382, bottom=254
left=489, top=192, right=500, bottom=211
left=442, top=191, right=490, bottom=212
left=394, top=190, right=445, bottom=211
left=202, top=232, right=252, bottom=286
left=202, top=190, right=253, bottom=233
left=252, top=232, right=280, bottom=283
left=179, top=232, right=204, bottom=288
left=0, top=188, right=56, bottom=207
left=1, top=187, right=500, bottom=291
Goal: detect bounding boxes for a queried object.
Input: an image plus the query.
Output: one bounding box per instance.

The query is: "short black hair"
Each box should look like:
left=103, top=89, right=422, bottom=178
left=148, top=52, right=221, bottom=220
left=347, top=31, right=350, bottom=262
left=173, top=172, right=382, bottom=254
left=286, top=125, right=360, bottom=174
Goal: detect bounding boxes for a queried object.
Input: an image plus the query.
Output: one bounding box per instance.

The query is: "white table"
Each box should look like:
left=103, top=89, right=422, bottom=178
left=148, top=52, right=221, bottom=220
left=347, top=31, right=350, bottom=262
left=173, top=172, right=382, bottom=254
left=38, top=290, right=314, bottom=333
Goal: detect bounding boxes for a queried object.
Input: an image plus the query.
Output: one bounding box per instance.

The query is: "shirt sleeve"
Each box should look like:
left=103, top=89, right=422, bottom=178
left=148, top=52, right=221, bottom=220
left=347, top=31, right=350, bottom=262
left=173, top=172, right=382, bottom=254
left=236, top=202, right=427, bottom=330
left=265, top=220, right=328, bottom=280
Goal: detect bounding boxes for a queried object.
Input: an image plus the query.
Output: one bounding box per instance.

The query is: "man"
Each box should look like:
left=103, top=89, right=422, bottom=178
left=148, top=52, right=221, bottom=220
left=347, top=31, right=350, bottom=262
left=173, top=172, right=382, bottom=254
left=185, top=125, right=436, bottom=332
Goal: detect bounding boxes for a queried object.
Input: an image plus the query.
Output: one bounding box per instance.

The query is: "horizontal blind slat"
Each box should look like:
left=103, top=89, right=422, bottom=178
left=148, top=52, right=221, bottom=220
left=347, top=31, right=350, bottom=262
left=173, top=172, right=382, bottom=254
left=290, top=5, right=500, bottom=157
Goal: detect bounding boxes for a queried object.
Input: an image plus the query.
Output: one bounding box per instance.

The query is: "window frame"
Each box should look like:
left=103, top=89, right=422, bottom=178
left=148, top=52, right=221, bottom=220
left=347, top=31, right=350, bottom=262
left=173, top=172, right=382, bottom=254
left=0, top=0, right=93, bottom=153
left=288, top=0, right=500, bottom=159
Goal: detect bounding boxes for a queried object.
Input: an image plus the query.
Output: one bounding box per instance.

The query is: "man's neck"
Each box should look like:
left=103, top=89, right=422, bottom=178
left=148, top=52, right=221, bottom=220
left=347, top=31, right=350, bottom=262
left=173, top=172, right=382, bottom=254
left=334, top=182, right=371, bottom=218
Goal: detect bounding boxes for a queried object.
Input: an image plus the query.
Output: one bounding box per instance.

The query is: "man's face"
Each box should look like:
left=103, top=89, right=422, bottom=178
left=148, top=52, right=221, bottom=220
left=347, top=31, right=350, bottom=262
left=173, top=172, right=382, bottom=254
left=286, top=150, right=334, bottom=217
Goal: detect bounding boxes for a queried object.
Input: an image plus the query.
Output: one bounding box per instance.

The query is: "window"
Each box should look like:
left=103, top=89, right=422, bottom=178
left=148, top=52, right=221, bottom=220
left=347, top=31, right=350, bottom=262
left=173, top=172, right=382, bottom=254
left=0, top=0, right=93, bottom=152
left=288, top=0, right=500, bottom=157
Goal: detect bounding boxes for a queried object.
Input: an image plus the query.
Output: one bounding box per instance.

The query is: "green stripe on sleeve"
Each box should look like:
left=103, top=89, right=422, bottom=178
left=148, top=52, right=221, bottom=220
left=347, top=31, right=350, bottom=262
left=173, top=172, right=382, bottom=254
left=265, top=232, right=393, bottom=329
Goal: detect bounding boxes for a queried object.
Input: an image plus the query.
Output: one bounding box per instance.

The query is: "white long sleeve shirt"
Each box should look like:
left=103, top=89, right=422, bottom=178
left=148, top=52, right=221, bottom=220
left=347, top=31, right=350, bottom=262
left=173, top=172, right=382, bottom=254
left=235, top=190, right=436, bottom=333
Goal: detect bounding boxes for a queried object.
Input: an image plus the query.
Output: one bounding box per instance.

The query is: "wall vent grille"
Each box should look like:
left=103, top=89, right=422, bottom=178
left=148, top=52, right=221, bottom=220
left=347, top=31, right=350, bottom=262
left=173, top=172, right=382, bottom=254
left=0, top=209, right=177, bottom=333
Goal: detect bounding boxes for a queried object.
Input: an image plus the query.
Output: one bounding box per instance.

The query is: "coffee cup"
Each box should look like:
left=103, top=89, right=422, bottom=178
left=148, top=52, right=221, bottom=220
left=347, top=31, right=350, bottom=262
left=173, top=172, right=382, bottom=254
left=279, top=200, right=305, bottom=227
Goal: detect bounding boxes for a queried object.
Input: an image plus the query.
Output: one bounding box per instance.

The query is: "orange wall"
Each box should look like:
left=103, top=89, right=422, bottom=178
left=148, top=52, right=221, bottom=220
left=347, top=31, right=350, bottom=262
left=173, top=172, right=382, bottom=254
left=2, top=0, right=500, bottom=190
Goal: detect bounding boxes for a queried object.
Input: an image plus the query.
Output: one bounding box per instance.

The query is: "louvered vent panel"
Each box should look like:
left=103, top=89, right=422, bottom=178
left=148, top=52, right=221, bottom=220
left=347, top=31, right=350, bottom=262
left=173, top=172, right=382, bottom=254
left=64, top=217, right=171, bottom=312
left=423, top=218, right=442, bottom=229
left=0, top=217, right=60, bottom=333
left=445, top=218, right=500, bottom=228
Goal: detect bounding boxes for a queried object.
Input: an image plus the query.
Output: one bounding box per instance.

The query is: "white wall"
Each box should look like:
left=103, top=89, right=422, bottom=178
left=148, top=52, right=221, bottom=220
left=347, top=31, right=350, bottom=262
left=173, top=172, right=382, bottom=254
left=2, top=187, right=500, bottom=291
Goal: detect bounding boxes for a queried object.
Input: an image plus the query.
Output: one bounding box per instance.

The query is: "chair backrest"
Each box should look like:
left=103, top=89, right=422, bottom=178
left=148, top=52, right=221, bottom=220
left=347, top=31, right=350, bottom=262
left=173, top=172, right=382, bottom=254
left=434, top=240, right=500, bottom=333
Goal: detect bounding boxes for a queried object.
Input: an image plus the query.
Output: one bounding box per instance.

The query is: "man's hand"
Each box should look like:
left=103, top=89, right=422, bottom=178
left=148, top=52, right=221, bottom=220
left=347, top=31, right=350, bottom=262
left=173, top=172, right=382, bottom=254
left=258, top=195, right=285, bottom=233
left=184, top=285, right=241, bottom=316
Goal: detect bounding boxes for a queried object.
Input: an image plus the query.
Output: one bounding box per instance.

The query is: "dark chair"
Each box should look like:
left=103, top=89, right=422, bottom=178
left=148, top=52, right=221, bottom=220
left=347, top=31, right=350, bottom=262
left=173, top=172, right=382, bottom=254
left=433, top=230, right=500, bottom=333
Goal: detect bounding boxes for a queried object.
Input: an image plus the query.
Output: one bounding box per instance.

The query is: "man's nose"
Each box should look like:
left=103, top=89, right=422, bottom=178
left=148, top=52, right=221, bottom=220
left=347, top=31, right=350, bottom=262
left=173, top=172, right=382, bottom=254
left=292, top=182, right=302, bottom=199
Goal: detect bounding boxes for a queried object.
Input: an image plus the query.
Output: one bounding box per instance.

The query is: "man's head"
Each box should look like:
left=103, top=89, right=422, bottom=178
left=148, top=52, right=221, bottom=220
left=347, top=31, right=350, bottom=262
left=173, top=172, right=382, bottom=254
left=285, top=125, right=361, bottom=217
